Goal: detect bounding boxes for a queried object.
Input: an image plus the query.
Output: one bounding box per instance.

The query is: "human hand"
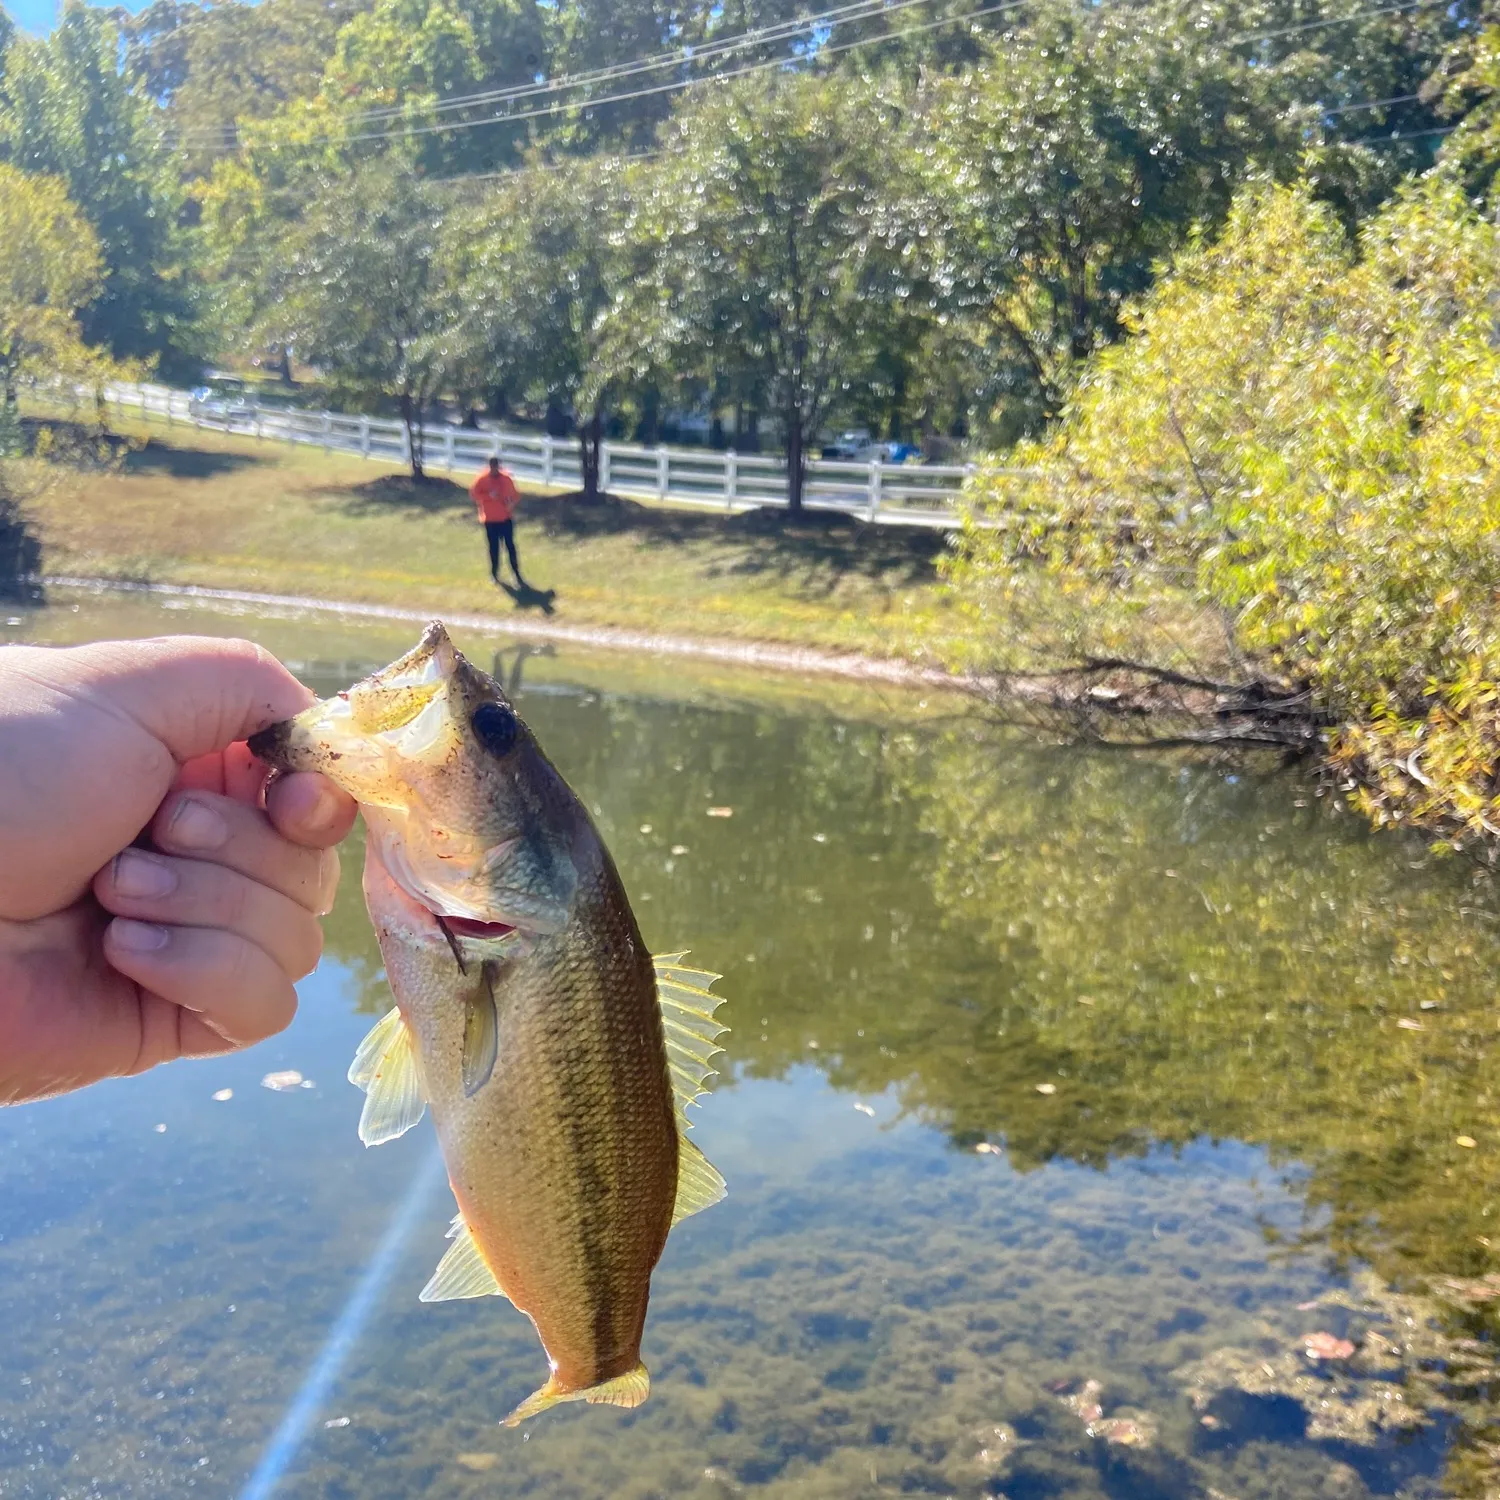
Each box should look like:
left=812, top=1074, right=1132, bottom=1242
left=0, top=635, right=358, bottom=1105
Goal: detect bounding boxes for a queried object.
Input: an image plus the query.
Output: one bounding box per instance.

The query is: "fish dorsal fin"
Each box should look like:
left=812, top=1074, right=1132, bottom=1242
left=347, top=1007, right=427, bottom=1147
left=654, top=953, right=729, bottom=1226
left=419, top=1212, right=505, bottom=1303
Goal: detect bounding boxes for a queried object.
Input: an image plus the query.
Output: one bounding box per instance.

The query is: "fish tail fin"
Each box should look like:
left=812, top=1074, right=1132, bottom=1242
left=502, top=1362, right=650, bottom=1427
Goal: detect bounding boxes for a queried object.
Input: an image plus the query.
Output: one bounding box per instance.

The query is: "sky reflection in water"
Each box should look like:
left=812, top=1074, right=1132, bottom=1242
left=2, top=594, right=1498, bottom=1499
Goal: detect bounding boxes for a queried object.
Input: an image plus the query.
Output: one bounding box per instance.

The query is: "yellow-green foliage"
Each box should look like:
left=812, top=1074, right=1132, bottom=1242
left=947, top=173, right=1500, bottom=843
left=0, top=163, right=107, bottom=395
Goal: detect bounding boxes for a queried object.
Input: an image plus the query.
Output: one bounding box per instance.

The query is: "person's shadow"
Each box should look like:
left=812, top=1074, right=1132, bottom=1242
left=498, top=579, right=558, bottom=616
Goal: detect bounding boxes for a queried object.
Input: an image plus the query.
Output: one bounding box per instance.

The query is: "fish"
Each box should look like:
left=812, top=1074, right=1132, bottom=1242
left=247, top=622, right=727, bottom=1426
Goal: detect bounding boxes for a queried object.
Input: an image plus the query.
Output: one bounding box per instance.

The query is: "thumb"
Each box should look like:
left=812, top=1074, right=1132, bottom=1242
left=56, top=635, right=316, bottom=763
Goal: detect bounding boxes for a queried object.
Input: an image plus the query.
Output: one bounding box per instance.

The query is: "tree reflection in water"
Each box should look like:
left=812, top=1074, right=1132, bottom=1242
left=307, top=665, right=1500, bottom=1495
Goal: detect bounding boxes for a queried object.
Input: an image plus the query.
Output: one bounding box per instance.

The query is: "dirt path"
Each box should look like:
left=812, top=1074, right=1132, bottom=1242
left=42, top=576, right=974, bottom=692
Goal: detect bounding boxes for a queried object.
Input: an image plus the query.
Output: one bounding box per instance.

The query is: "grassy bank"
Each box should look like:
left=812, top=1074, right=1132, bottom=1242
left=13, top=408, right=953, bottom=660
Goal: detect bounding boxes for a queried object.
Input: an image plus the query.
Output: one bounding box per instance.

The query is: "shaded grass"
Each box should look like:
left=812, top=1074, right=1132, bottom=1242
left=16, top=409, right=955, bottom=660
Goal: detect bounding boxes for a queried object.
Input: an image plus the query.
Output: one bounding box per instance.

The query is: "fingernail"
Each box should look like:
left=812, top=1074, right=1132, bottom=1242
left=167, top=796, right=227, bottom=851
left=111, top=918, right=171, bottom=953
left=112, top=851, right=177, bottom=899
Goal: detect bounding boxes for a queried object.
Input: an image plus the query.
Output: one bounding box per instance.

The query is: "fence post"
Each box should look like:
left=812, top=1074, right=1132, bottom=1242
left=599, top=441, right=611, bottom=494
left=444, top=426, right=456, bottom=472
left=656, top=447, right=669, bottom=500
left=321, top=411, right=333, bottom=450
left=490, top=431, right=501, bottom=461
left=359, top=416, right=371, bottom=458
left=542, top=434, right=554, bottom=486
left=402, top=422, right=412, bottom=469
left=867, top=459, right=882, bottom=522
left=724, top=449, right=737, bottom=510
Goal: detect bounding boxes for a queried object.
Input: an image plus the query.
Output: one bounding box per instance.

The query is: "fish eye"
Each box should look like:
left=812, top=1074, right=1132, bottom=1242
left=472, top=701, right=519, bottom=758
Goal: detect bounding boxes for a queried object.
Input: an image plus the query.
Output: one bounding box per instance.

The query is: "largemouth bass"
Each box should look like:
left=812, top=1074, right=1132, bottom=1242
left=248, top=623, right=727, bottom=1426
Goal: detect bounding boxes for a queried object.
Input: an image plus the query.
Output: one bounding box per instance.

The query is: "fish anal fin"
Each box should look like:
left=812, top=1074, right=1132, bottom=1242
left=462, top=964, right=500, bottom=1097
left=502, top=1362, right=650, bottom=1427
left=347, top=1007, right=426, bottom=1147
left=673, top=1135, right=727, bottom=1226
left=419, top=1212, right=506, bottom=1303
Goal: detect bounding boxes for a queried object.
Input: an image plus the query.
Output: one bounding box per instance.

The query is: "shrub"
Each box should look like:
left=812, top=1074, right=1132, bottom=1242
left=945, top=174, right=1500, bottom=844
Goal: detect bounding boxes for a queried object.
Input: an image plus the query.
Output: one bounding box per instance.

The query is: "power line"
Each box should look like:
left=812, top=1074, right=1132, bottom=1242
left=171, top=0, right=941, bottom=143
left=285, top=0, right=1029, bottom=150
left=175, top=0, right=1457, bottom=156
left=1350, top=121, right=1457, bottom=141
left=1227, top=0, right=1444, bottom=44
left=325, top=0, right=904, bottom=129
left=1322, top=90, right=1421, bottom=113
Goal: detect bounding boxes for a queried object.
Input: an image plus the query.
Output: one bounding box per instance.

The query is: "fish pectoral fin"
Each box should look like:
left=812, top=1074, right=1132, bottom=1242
left=655, top=952, right=729, bottom=1226
left=347, top=1007, right=427, bottom=1147
left=462, top=965, right=500, bottom=1097
left=502, top=1362, right=650, bottom=1427
left=673, top=1135, right=727, bottom=1227
left=419, top=1213, right=506, bottom=1303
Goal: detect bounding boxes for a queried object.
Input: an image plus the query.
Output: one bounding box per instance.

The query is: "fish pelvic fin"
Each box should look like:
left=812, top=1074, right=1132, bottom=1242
left=347, top=1007, right=427, bottom=1147
left=502, top=1362, right=650, bottom=1428
left=462, top=962, right=500, bottom=1097
left=654, top=953, right=729, bottom=1226
left=419, top=1212, right=506, bottom=1303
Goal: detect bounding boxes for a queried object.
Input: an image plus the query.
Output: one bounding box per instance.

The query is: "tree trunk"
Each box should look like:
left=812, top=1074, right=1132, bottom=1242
left=276, top=346, right=292, bottom=384
left=578, top=404, right=603, bottom=501
left=785, top=398, right=804, bottom=515
left=637, top=386, right=660, bottom=446
left=400, top=391, right=425, bottom=479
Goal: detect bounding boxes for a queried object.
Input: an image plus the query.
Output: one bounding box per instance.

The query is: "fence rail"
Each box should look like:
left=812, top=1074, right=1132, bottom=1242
left=88, top=381, right=1026, bottom=529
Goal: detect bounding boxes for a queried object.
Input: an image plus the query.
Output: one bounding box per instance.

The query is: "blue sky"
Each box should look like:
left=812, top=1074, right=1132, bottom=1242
left=8, top=0, right=155, bottom=36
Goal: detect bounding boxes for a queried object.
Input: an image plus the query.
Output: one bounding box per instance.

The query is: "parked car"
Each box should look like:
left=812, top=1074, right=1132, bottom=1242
left=188, top=382, right=256, bottom=425
left=820, top=428, right=872, bottom=460
left=821, top=432, right=923, bottom=463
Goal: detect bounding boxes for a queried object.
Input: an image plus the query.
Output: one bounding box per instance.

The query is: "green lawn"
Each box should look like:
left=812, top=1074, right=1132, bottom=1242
left=16, top=409, right=955, bottom=661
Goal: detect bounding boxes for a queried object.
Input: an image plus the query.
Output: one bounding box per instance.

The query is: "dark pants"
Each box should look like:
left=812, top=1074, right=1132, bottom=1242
left=485, top=520, right=522, bottom=583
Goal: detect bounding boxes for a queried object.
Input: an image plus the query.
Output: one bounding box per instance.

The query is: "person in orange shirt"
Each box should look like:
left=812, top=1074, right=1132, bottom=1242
left=470, top=456, right=526, bottom=587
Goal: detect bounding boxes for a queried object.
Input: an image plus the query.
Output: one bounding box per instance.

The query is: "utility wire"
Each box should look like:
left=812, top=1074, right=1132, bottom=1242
left=174, top=0, right=1456, bottom=156
left=171, top=0, right=940, bottom=142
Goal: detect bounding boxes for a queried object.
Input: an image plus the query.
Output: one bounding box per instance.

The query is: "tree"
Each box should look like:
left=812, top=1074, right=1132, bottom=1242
left=266, top=163, right=461, bottom=477
left=316, top=0, right=546, bottom=174
left=913, top=0, right=1464, bottom=443
left=945, top=174, right=1500, bottom=841
left=118, top=0, right=364, bottom=179
left=627, top=72, right=920, bottom=512
left=0, top=3, right=200, bottom=377
left=451, top=152, right=633, bottom=500
left=0, top=164, right=106, bottom=403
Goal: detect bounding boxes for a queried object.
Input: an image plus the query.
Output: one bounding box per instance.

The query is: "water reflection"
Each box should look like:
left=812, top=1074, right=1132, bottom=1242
left=4, top=599, right=1500, bottom=1499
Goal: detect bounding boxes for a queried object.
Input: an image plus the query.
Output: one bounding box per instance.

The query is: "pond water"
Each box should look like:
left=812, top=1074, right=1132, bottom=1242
left=4, top=590, right=1500, bottom=1500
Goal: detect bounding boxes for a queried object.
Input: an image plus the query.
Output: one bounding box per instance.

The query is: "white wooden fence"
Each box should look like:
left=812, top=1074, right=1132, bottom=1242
left=91, top=381, right=1016, bottom=529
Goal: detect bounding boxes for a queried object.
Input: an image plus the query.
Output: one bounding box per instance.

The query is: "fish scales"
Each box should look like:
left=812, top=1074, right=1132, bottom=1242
left=249, top=622, right=726, bottom=1426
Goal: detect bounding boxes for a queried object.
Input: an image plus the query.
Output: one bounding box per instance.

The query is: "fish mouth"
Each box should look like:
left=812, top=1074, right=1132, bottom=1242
left=365, top=838, right=523, bottom=950
left=437, top=915, right=517, bottom=941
